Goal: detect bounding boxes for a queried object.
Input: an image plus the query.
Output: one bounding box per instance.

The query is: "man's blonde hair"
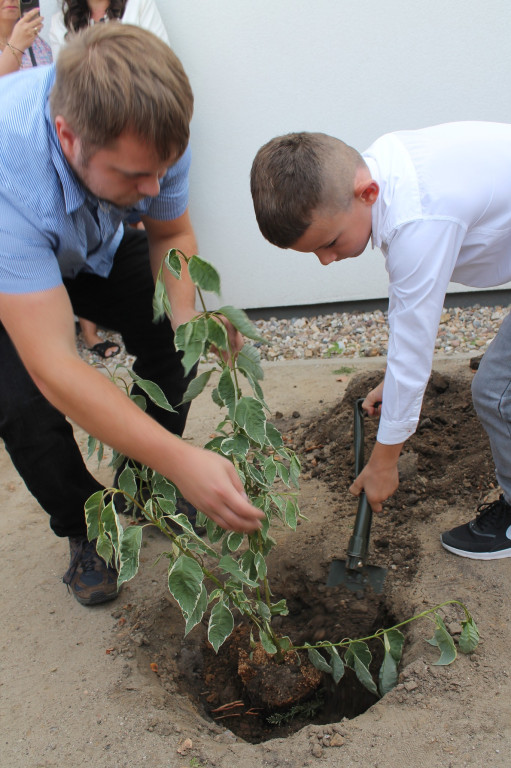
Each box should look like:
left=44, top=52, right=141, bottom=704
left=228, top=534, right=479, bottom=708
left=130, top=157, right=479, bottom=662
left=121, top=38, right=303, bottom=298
left=50, top=24, right=193, bottom=161
left=250, top=132, right=365, bottom=248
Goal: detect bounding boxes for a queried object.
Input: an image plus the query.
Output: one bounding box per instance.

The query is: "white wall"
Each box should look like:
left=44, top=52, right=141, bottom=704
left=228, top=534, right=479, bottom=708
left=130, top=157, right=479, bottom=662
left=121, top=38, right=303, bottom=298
left=40, top=0, right=511, bottom=310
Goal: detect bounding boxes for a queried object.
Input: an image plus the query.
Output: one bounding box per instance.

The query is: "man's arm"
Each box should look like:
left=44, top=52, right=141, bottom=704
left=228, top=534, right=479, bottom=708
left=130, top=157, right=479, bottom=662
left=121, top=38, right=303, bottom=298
left=142, top=210, right=244, bottom=353
left=0, top=285, right=263, bottom=532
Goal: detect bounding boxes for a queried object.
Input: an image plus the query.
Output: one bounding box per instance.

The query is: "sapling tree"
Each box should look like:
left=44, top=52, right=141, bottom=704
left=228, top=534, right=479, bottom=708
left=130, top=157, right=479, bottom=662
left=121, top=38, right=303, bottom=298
left=85, top=250, right=479, bottom=700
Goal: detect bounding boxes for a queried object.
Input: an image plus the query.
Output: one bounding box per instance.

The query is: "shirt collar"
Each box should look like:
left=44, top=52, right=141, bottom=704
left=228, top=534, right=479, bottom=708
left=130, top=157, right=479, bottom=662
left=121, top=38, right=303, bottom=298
left=363, top=154, right=382, bottom=249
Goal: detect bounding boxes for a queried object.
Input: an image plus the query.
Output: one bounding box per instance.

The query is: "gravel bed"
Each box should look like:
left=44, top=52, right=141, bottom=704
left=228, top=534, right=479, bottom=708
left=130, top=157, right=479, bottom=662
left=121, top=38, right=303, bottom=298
left=76, top=303, right=510, bottom=369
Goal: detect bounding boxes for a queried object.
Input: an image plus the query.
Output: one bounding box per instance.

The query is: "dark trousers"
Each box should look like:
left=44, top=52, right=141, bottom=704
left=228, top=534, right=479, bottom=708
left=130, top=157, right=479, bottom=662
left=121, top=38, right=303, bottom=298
left=0, top=229, right=195, bottom=538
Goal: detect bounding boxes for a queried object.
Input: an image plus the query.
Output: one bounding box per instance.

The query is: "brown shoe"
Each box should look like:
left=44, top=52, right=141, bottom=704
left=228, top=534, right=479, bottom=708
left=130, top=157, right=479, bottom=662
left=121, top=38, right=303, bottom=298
left=63, top=537, right=120, bottom=606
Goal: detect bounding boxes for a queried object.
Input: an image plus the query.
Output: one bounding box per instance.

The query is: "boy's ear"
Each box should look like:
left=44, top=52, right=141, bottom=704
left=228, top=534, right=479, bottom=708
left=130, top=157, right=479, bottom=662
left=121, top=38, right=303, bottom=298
left=356, top=179, right=379, bottom=206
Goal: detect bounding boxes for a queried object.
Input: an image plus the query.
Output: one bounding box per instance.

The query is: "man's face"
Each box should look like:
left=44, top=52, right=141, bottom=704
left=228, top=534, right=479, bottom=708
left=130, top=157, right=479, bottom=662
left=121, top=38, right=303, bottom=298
left=66, top=130, right=175, bottom=208
left=291, top=198, right=373, bottom=266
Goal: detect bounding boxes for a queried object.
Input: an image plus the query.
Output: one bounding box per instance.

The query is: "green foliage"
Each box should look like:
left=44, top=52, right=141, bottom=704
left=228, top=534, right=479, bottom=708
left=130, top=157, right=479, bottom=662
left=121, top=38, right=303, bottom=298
left=85, top=249, right=479, bottom=704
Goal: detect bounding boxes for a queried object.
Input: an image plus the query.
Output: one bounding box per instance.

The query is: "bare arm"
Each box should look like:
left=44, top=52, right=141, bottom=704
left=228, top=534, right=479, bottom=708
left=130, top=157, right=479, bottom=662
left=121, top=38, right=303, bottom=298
left=143, top=210, right=243, bottom=353
left=0, top=10, right=43, bottom=77
left=0, top=286, right=262, bottom=532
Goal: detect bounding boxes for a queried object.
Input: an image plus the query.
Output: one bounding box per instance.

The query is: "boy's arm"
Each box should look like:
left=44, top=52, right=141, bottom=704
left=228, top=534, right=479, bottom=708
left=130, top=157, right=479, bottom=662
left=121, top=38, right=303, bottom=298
left=0, top=285, right=263, bottom=532
left=353, top=219, right=465, bottom=511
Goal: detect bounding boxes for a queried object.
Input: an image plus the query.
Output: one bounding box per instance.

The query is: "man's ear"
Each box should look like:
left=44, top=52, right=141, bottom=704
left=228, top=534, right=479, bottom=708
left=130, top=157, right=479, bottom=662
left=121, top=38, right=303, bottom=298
left=357, top=179, right=379, bottom=206
left=54, top=116, right=79, bottom=162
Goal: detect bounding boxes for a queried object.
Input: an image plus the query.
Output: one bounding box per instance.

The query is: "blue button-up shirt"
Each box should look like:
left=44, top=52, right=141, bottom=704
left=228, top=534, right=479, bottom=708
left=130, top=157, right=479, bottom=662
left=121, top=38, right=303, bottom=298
left=0, top=65, right=191, bottom=294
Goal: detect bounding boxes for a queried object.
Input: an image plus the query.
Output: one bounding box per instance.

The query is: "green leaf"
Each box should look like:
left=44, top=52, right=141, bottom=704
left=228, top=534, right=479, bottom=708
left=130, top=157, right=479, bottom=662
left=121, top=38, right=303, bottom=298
left=218, top=555, right=259, bottom=587
left=226, top=531, right=244, bottom=552
left=270, top=598, right=288, bottom=616
left=99, top=501, right=122, bottom=560
left=259, top=630, right=277, bottom=655
left=128, top=373, right=177, bottom=413
left=207, top=317, right=228, bottom=351
left=378, top=632, right=401, bottom=696
left=117, top=465, right=137, bottom=500
left=179, top=317, right=208, bottom=376
left=164, top=248, right=182, bottom=279
left=265, top=422, right=283, bottom=449
left=220, top=434, right=250, bottom=457
left=285, top=497, right=298, bottom=530
left=289, top=454, right=301, bottom=488
left=262, top=456, right=278, bottom=485
left=217, top=368, right=236, bottom=416
left=117, top=525, right=143, bottom=586
left=276, top=460, right=290, bottom=486
left=345, top=641, right=378, bottom=696
left=151, top=474, right=177, bottom=503
left=385, top=628, right=405, bottom=662
left=307, top=645, right=332, bottom=674
left=217, top=306, right=265, bottom=342
left=427, top=614, right=457, bottom=665
left=180, top=368, right=214, bottom=405
left=459, top=617, right=479, bottom=654
left=168, top=555, right=205, bottom=616
left=256, top=600, right=271, bottom=621
left=152, top=274, right=171, bottom=322
left=234, top=397, right=267, bottom=446
left=328, top=647, right=345, bottom=684
left=208, top=601, right=234, bottom=652
left=184, top=583, right=208, bottom=636
left=254, top=552, right=267, bottom=580
left=206, top=518, right=226, bottom=543
left=237, top=344, right=264, bottom=382
left=87, top=435, right=97, bottom=460
left=188, top=255, right=221, bottom=294
left=85, top=490, right=104, bottom=542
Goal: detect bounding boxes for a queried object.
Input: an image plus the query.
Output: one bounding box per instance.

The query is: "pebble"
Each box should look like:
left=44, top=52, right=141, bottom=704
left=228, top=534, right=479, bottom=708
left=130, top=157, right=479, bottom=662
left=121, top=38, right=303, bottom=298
left=76, top=303, right=509, bottom=368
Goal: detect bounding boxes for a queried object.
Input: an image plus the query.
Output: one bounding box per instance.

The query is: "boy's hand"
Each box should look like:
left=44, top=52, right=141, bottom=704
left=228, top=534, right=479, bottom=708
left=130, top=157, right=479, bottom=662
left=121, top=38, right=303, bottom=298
left=362, top=380, right=384, bottom=416
left=349, top=440, right=403, bottom=513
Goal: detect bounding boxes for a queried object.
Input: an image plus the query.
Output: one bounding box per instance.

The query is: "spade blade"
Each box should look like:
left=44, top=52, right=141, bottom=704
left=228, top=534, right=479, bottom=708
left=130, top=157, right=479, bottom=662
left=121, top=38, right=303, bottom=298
left=327, top=559, right=387, bottom=594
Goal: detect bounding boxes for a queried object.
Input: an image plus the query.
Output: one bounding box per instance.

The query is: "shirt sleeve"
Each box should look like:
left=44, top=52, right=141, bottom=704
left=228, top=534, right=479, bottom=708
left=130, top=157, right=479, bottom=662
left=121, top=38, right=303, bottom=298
left=0, top=191, right=62, bottom=294
left=378, top=218, right=467, bottom=445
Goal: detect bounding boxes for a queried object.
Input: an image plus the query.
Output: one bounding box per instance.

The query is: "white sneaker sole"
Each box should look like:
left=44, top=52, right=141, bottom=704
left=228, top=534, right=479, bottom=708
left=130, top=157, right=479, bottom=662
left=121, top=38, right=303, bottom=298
left=441, top=538, right=511, bottom=560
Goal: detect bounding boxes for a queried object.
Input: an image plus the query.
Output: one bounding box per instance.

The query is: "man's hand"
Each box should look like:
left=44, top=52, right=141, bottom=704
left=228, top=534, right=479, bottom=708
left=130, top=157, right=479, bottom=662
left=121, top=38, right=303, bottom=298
left=170, top=442, right=264, bottom=533
left=349, top=440, right=402, bottom=513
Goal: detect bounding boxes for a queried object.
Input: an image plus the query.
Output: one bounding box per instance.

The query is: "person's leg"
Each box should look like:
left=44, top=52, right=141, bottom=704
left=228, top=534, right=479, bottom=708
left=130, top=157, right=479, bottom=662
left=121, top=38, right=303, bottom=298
left=0, top=325, right=118, bottom=605
left=78, top=317, right=120, bottom=359
left=65, top=228, right=197, bottom=436
left=0, top=325, right=103, bottom=538
left=441, top=310, right=511, bottom=559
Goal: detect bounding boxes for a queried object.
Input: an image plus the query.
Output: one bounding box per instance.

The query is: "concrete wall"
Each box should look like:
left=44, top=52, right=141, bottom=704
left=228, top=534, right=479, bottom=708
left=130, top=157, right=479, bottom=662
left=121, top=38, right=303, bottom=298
left=39, top=0, right=511, bottom=310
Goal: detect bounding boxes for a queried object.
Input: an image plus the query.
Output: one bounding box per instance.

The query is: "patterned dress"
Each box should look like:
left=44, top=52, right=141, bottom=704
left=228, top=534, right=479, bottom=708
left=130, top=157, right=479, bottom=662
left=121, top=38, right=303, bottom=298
left=21, top=35, right=52, bottom=69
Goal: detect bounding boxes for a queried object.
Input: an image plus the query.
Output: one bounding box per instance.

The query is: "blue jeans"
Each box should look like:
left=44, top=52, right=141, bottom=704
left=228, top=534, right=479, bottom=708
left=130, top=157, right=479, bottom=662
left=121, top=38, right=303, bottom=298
left=472, top=309, right=511, bottom=505
left=0, top=229, right=195, bottom=538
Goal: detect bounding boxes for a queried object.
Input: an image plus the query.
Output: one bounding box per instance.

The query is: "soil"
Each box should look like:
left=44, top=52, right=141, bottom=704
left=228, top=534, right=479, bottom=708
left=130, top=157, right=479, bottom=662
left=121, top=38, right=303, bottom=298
left=2, top=355, right=511, bottom=768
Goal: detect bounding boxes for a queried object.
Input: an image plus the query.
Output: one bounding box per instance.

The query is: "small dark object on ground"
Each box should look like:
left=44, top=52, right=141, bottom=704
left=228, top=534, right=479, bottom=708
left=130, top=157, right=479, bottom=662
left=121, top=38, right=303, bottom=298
left=88, top=340, right=121, bottom=359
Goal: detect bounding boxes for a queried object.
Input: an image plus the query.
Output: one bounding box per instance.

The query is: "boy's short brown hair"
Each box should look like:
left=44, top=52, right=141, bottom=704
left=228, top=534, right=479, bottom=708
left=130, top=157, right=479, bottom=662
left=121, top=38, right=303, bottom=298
left=50, top=24, right=193, bottom=162
left=250, top=132, right=365, bottom=248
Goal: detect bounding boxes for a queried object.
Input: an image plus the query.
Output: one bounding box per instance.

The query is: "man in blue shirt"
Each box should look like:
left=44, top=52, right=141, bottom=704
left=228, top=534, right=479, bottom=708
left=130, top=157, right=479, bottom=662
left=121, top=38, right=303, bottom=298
left=0, top=24, right=262, bottom=606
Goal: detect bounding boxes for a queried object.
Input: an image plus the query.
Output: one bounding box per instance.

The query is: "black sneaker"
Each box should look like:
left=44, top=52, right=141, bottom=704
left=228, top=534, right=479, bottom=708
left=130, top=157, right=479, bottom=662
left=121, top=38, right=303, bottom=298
left=441, top=495, right=511, bottom=560
left=63, top=537, right=120, bottom=605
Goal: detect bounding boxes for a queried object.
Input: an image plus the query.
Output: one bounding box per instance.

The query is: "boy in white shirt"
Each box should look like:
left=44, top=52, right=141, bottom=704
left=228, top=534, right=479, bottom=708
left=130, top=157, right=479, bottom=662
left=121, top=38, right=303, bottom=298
left=250, top=123, right=511, bottom=560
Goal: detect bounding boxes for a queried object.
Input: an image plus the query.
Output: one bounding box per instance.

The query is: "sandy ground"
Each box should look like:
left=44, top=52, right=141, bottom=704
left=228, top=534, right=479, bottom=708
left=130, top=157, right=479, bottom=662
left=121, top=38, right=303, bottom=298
left=1, top=355, right=510, bottom=768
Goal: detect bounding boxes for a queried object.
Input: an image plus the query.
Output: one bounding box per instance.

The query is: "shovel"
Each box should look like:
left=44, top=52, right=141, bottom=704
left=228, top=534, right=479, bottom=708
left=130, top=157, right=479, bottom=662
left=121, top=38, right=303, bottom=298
left=327, top=398, right=387, bottom=594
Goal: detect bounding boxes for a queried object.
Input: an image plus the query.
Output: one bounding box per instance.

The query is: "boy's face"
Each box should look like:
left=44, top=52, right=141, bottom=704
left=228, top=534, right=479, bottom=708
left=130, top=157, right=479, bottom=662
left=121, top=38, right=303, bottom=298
left=291, top=175, right=378, bottom=265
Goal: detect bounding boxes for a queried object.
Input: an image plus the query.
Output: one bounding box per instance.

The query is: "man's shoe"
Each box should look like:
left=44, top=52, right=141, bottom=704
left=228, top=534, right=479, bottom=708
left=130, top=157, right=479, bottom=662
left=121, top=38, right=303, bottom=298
left=63, top=537, right=120, bottom=605
left=441, top=495, right=511, bottom=560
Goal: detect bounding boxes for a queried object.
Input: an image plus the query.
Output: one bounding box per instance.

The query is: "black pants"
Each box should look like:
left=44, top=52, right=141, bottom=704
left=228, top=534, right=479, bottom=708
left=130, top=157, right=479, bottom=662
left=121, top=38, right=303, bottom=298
left=0, top=229, right=195, bottom=538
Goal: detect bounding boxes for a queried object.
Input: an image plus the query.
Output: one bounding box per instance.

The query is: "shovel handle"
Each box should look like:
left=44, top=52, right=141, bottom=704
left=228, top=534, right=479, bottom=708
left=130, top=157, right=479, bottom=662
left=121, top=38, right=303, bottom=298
left=347, top=399, right=373, bottom=569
